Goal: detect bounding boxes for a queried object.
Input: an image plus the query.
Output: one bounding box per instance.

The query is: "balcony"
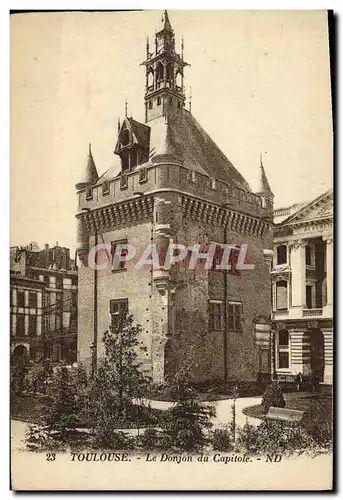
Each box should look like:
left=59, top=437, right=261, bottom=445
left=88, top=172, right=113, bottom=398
left=302, top=308, right=323, bottom=317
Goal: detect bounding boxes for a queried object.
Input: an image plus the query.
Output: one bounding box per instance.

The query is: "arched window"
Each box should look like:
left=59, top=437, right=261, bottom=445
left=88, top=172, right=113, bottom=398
left=176, top=71, right=182, bottom=88
left=156, top=62, right=164, bottom=83
left=276, top=245, right=287, bottom=265
left=147, top=70, right=154, bottom=89
left=276, top=329, right=290, bottom=369
left=166, top=63, right=174, bottom=83
left=276, top=280, right=288, bottom=310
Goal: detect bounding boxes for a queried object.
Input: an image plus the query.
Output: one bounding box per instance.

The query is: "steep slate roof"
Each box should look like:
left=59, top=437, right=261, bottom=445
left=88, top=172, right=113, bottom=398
left=256, top=157, right=273, bottom=196
left=128, top=117, right=151, bottom=148
left=76, top=144, right=99, bottom=188
left=149, top=108, right=251, bottom=191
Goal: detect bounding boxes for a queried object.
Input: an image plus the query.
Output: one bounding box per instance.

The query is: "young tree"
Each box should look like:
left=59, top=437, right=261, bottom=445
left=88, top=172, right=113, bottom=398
left=87, top=312, right=151, bottom=446
left=161, top=372, right=216, bottom=451
left=45, top=365, right=81, bottom=434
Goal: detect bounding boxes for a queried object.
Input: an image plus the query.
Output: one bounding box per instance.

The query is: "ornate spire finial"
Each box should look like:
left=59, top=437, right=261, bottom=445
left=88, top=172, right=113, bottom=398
left=146, top=35, right=150, bottom=57
left=117, top=118, right=121, bottom=134
left=162, top=10, right=173, bottom=33
left=125, top=99, right=128, bottom=117
left=181, top=35, right=184, bottom=58
left=189, top=86, right=192, bottom=113
left=88, top=142, right=92, bottom=156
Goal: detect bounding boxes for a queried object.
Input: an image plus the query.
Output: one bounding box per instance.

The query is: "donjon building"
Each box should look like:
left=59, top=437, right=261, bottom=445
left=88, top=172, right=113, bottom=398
left=76, top=11, right=274, bottom=384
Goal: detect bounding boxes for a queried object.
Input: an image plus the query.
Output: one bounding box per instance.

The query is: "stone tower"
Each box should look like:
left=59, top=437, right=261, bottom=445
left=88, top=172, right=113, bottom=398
left=76, top=11, right=274, bottom=384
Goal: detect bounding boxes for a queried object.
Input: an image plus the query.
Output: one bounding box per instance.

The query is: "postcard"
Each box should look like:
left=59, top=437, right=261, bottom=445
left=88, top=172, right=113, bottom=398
left=10, top=9, right=333, bottom=491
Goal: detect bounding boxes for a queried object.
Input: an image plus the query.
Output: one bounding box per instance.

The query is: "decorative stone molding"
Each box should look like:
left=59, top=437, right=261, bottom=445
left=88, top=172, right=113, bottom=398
left=289, top=239, right=307, bottom=250
left=181, top=196, right=269, bottom=237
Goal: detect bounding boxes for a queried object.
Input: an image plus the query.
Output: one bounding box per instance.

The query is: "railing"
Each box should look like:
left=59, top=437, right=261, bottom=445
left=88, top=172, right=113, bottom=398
left=302, top=308, right=323, bottom=317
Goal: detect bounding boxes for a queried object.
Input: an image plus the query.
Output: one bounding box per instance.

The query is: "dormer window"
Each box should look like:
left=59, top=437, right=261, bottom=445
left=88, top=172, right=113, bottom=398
left=210, top=179, right=216, bottom=190
left=121, top=129, right=131, bottom=147
left=85, top=186, right=92, bottom=200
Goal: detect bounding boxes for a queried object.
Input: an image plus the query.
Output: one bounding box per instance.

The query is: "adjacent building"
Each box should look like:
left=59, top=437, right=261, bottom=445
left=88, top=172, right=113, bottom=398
left=76, top=11, right=274, bottom=384
left=271, top=189, right=333, bottom=385
left=10, top=242, right=78, bottom=365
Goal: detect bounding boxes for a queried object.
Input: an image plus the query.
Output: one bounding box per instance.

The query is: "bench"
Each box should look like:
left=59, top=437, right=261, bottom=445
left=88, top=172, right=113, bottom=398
left=265, top=406, right=304, bottom=423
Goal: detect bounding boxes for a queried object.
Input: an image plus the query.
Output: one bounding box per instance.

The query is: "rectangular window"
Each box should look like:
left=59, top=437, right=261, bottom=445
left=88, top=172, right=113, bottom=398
left=111, top=240, right=129, bottom=272
left=276, top=245, right=287, bottom=265
left=16, top=314, right=25, bottom=336
left=157, top=96, right=161, bottom=106
left=17, top=290, right=25, bottom=308
left=85, top=186, right=93, bottom=200
left=305, top=245, right=313, bottom=266
left=28, top=315, right=37, bottom=336
left=110, top=299, right=128, bottom=331
left=227, top=302, right=242, bottom=331
left=306, top=285, right=313, bottom=309
left=28, top=291, right=37, bottom=308
left=209, top=301, right=223, bottom=331
left=120, top=174, right=128, bottom=190
left=102, top=180, right=110, bottom=195
left=277, top=330, right=290, bottom=369
left=139, top=167, right=148, bottom=184
left=276, top=281, right=288, bottom=310
left=56, top=277, right=63, bottom=289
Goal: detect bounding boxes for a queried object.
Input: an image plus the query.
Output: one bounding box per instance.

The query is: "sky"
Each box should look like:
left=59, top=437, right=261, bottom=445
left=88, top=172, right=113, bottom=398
left=10, top=10, right=333, bottom=253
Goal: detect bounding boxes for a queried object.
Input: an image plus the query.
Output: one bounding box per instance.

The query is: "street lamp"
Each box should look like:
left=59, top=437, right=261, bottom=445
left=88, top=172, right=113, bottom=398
left=81, top=207, right=98, bottom=379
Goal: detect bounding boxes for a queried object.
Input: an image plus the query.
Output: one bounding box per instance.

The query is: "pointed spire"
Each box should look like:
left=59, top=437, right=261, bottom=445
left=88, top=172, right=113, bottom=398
left=162, top=10, right=173, bottom=33
left=256, top=152, right=273, bottom=196
left=75, top=143, right=99, bottom=190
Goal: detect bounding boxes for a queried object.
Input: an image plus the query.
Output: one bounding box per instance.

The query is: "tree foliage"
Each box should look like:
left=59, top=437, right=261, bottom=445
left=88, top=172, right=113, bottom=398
left=86, top=312, right=152, bottom=447
left=261, top=382, right=286, bottom=413
left=160, top=373, right=216, bottom=451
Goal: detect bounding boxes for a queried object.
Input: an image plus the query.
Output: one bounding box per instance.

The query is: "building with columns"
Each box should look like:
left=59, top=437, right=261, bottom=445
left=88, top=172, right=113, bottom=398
left=271, top=189, right=333, bottom=385
left=75, top=11, right=274, bottom=385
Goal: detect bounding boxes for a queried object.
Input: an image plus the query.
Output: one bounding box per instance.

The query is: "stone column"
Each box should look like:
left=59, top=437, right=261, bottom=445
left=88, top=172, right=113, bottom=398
left=323, top=236, right=333, bottom=317
left=289, top=240, right=306, bottom=318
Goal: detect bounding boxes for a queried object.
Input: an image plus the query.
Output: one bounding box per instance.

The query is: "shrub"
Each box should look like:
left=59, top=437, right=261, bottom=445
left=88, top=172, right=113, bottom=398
left=307, top=422, right=333, bottom=449
left=237, top=420, right=322, bottom=456
left=261, top=382, right=286, bottom=413
left=139, top=428, right=164, bottom=450
left=45, top=366, right=82, bottom=433
left=25, top=424, right=68, bottom=452
left=212, top=426, right=234, bottom=451
left=91, top=428, right=136, bottom=450
left=160, top=373, right=216, bottom=451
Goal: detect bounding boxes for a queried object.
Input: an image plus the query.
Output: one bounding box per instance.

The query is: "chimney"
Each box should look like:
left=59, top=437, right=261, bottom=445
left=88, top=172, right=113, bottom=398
left=44, top=243, right=50, bottom=268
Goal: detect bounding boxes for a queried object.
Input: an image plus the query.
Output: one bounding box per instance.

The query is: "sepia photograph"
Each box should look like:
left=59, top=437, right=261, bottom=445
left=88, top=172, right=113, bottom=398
left=10, top=9, right=334, bottom=491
